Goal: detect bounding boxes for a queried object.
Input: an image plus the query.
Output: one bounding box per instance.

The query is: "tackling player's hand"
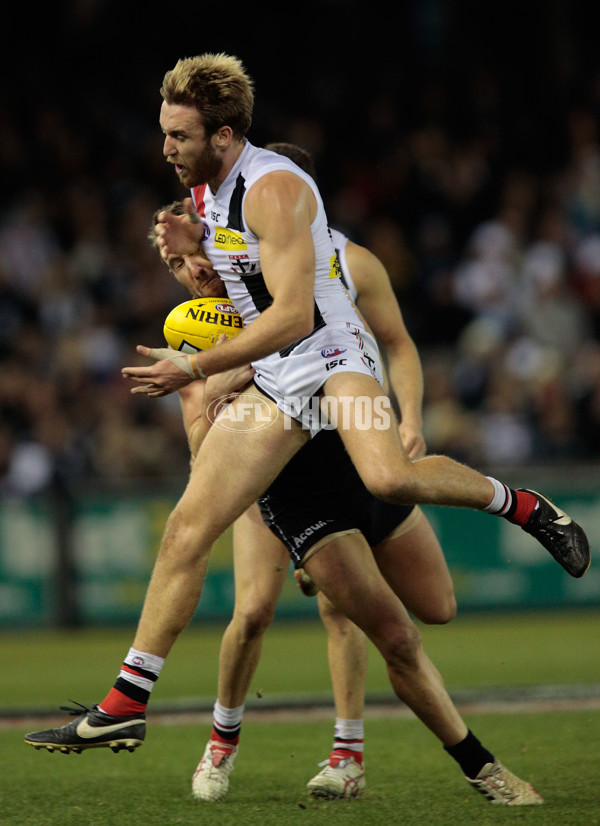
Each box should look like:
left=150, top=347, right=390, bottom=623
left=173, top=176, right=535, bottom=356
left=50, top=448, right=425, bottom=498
left=204, top=364, right=255, bottom=405
left=399, top=423, right=426, bottom=460
left=122, top=345, right=207, bottom=397
left=155, top=198, right=203, bottom=260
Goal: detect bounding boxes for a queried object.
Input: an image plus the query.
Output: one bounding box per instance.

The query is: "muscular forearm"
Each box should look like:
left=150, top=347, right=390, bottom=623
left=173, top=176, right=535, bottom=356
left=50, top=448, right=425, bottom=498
left=386, top=339, right=424, bottom=430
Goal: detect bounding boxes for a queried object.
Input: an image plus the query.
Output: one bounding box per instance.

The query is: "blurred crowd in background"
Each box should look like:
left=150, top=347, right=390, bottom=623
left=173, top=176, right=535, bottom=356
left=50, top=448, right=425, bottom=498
left=1, top=0, right=600, bottom=495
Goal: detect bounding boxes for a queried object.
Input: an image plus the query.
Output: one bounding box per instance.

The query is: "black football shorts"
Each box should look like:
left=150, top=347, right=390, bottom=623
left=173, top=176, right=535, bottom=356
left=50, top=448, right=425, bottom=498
left=257, top=427, right=414, bottom=567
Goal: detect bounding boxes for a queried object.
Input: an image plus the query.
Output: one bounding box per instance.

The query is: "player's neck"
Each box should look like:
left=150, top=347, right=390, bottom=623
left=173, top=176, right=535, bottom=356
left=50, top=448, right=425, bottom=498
left=208, top=139, right=247, bottom=194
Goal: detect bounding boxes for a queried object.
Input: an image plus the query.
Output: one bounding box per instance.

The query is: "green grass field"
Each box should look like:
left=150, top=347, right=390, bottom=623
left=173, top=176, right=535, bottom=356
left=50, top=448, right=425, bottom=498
left=2, top=610, right=599, bottom=825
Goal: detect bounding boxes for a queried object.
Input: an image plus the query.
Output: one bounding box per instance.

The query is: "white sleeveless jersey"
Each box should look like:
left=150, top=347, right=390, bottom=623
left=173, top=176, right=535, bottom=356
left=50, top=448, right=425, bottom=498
left=190, top=142, right=383, bottom=433
left=329, top=227, right=358, bottom=303
left=191, top=142, right=362, bottom=359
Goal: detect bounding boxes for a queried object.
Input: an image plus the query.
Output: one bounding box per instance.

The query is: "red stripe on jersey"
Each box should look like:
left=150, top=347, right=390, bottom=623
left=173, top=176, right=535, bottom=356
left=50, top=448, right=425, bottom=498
left=192, top=184, right=207, bottom=219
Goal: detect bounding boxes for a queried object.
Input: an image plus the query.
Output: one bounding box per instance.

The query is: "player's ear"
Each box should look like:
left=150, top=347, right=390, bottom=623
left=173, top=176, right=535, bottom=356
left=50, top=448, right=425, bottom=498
left=213, top=125, right=233, bottom=148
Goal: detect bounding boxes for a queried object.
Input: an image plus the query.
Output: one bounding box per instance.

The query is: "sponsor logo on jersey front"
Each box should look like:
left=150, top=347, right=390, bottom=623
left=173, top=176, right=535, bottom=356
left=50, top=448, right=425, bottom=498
left=214, top=227, right=247, bottom=250
left=329, top=252, right=342, bottom=279
left=321, top=347, right=347, bottom=358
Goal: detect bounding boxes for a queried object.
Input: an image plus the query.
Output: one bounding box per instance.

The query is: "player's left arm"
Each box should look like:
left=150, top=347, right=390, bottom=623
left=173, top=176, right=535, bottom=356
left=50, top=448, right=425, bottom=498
left=348, top=241, right=426, bottom=459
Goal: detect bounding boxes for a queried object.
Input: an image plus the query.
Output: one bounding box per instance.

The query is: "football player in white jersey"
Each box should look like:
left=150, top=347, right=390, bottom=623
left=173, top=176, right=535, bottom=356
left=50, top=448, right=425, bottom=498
left=26, top=53, right=586, bottom=807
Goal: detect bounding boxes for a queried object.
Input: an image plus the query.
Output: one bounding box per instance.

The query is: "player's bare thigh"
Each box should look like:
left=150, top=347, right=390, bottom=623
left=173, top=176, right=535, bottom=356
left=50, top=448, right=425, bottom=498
left=304, top=531, right=414, bottom=642
left=232, top=504, right=289, bottom=612
left=322, top=371, right=413, bottom=498
left=177, top=388, right=309, bottom=545
left=372, top=509, right=457, bottom=624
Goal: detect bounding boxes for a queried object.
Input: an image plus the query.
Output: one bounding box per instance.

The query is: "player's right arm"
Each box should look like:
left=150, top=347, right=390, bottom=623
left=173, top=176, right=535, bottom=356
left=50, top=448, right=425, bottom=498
left=189, top=170, right=317, bottom=374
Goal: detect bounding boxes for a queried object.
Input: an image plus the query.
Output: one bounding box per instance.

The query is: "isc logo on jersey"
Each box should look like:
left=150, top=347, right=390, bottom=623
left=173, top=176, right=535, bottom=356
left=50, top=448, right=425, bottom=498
left=214, top=228, right=247, bottom=250
left=163, top=297, right=245, bottom=352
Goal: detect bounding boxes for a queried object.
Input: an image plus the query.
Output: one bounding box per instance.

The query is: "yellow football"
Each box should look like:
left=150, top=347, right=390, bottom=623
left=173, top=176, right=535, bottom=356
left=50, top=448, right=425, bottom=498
left=163, top=297, right=244, bottom=352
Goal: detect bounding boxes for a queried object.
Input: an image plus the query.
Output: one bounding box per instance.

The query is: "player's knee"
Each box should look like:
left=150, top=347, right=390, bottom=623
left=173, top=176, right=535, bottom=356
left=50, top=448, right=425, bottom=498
left=235, top=602, right=276, bottom=640
left=160, top=507, right=211, bottom=567
left=419, top=593, right=457, bottom=625
left=361, top=466, right=414, bottom=505
left=438, top=593, right=458, bottom=624
left=381, top=620, right=422, bottom=672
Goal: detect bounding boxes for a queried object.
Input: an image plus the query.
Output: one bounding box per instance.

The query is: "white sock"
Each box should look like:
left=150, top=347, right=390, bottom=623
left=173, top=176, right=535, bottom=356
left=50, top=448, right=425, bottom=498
left=212, top=700, right=245, bottom=741
left=123, top=648, right=165, bottom=676
left=333, top=717, right=364, bottom=755
left=482, top=477, right=513, bottom=515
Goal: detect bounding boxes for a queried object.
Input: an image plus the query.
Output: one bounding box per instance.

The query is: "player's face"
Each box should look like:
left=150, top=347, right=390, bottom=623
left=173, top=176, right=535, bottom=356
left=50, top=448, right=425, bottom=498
left=168, top=251, right=227, bottom=299
left=160, top=102, right=222, bottom=187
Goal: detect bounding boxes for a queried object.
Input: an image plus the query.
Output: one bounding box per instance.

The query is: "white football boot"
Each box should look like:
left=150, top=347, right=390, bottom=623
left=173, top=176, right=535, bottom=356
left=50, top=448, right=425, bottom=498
left=192, top=739, right=238, bottom=802
left=307, top=750, right=365, bottom=799
left=466, top=760, right=543, bottom=805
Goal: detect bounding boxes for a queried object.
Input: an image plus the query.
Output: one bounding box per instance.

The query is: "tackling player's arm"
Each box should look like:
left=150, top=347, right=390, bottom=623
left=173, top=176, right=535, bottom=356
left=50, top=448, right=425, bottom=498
left=177, top=381, right=208, bottom=462
left=178, top=358, right=255, bottom=459
left=346, top=241, right=426, bottom=459
left=123, top=172, right=316, bottom=396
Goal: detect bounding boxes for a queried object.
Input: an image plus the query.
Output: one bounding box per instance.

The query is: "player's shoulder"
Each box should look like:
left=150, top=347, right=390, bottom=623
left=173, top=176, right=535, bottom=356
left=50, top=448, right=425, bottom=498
left=344, top=236, right=381, bottom=272
left=245, top=152, right=316, bottom=219
left=243, top=145, right=316, bottom=206
left=243, top=142, right=308, bottom=183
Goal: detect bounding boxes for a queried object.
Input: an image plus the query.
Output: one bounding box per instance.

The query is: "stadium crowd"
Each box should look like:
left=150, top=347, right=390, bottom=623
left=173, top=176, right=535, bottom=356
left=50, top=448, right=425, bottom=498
left=1, top=1, right=600, bottom=495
